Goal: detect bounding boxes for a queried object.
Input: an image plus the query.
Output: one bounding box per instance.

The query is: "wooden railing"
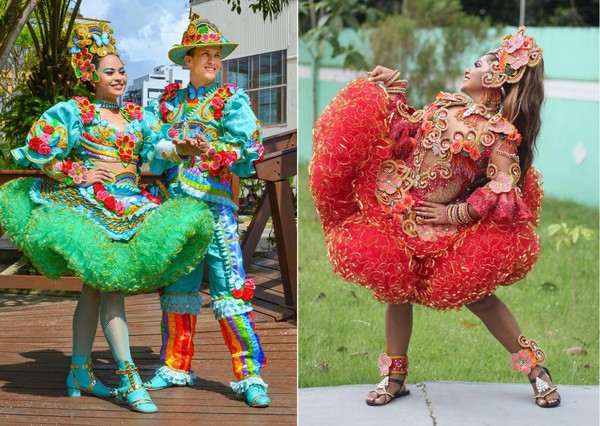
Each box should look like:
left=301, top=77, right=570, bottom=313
left=240, top=130, right=297, bottom=308
left=0, top=130, right=298, bottom=309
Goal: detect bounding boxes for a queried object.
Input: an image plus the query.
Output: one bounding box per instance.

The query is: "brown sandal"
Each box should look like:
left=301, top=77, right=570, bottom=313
left=366, top=376, right=410, bottom=406
left=530, top=367, right=561, bottom=408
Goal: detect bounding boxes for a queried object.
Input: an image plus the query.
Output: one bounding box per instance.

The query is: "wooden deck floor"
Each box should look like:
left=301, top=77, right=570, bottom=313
left=0, top=253, right=297, bottom=425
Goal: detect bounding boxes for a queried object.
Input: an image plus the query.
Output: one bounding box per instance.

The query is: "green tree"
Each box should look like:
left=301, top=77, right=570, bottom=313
left=0, top=0, right=41, bottom=71
left=300, top=0, right=380, bottom=121
left=1, top=0, right=84, bottom=165
left=370, top=0, right=498, bottom=107
left=222, top=0, right=290, bottom=19
left=0, top=27, right=34, bottom=108
left=460, top=0, right=598, bottom=26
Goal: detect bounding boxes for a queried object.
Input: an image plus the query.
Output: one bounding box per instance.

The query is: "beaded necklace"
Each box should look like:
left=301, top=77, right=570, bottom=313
left=95, top=99, right=120, bottom=109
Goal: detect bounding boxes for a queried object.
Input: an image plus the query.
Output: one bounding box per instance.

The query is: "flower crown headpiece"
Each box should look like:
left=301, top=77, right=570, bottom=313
left=482, top=26, right=543, bottom=89
left=68, top=23, right=118, bottom=83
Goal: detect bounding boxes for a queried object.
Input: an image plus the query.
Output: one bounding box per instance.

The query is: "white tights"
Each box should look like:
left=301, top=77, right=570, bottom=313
left=71, top=284, right=132, bottom=361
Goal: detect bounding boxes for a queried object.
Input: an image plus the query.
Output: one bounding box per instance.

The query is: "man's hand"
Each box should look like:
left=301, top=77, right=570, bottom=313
left=173, top=135, right=211, bottom=156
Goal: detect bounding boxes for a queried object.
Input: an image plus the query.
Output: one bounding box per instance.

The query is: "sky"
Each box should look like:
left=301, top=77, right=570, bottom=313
left=79, top=0, right=190, bottom=87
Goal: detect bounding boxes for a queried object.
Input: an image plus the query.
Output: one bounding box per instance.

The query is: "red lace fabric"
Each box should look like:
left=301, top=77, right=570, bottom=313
left=309, top=79, right=543, bottom=309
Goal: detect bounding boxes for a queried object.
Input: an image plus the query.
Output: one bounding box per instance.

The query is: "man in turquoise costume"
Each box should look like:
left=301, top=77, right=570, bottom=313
left=144, top=14, right=270, bottom=408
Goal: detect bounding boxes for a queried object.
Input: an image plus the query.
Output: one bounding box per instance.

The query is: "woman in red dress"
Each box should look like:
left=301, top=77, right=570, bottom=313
left=309, top=27, right=560, bottom=408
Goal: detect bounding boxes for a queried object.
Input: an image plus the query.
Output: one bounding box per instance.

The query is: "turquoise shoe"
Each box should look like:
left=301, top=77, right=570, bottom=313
left=143, top=374, right=173, bottom=391
left=116, top=360, right=157, bottom=413
left=244, top=383, right=270, bottom=408
left=66, top=356, right=117, bottom=398
left=143, top=365, right=195, bottom=391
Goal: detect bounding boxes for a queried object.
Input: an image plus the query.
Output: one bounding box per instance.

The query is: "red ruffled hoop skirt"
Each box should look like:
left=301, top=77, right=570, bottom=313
left=309, top=79, right=543, bottom=309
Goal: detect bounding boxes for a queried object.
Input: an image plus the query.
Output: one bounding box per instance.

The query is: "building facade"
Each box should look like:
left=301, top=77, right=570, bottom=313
left=126, top=0, right=297, bottom=139
left=125, top=65, right=189, bottom=107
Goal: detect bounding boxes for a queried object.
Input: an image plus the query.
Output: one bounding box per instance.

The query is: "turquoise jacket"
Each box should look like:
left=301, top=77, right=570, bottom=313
left=146, top=82, right=264, bottom=210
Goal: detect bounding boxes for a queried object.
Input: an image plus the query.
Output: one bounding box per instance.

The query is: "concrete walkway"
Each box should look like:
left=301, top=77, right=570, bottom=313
left=299, top=382, right=599, bottom=425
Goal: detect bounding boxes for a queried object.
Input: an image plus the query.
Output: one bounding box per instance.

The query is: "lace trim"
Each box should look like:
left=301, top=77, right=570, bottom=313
left=229, top=376, right=267, bottom=395
left=160, top=293, right=202, bottom=315
left=211, top=296, right=252, bottom=320
left=154, top=365, right=196, bottom=386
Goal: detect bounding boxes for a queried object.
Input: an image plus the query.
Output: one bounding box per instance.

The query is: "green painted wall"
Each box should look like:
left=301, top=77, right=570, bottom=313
left=299, top=27, right=599, bottom=206
left=536, top=98, right=599, bottom=205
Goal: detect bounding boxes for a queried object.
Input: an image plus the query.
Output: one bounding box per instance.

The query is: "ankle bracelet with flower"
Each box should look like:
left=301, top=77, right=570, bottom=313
left=378, top=352, right=408, bottom=376
left=510, top=334, right=546, bottom=375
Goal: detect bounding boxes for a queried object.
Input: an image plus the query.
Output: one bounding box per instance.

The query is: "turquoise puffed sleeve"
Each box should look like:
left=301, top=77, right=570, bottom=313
left=11, top=100, right=83, bottom=170
left=221, top=87, right=264, bottom=178
left=139, top=103, right=187, bottom=175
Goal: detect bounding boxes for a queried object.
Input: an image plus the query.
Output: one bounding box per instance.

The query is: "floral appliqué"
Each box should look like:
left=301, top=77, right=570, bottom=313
left=72, top=48, right=95, bottom=82
left=392, top=193, right=419, bottom=216
left=378, top=353, right=392, bottom=376
left=415, top=223, right=457, bottom=242
left=498, top=29, right=535, bottom=77
left=489, top=172, right=514, bottom=194
left=56, top=160, right=89, bottom=185
left=122, top=103, right=143, bottom=121
left=158, top=83, right=181, bottom=121
left=74, top=96, right=97, bottom=125
left=140, top=188, right=162, bottom=205
left=198, top=146, right=238, bottom=177
left=93, top=183, right=125, bottom=216
left=449, top=133, right=481, bottom=161
left=28, top=124, right=57, bottom=156
left=115, top=131, right=137, bottom=164
left=210, top=84, right=236, bottom=120
left=511, top=349, right=535, bottom=374
left=232, top=278, right=256, bottom=302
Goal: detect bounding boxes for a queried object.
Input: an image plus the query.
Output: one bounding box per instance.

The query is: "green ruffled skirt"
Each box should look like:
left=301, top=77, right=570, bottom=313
left=0, top=178, right=214, bottom=293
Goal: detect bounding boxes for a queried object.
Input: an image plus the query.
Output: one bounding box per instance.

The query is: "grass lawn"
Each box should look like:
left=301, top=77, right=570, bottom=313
left=298, top=163, right=599, bottom=388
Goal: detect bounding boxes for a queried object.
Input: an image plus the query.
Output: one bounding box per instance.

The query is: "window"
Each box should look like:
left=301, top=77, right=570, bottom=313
left=222, top=50, right=286, bottom=126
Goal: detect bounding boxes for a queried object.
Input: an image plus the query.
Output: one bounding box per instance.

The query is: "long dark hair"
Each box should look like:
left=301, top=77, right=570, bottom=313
left=501, top=59, right=545, bottom=182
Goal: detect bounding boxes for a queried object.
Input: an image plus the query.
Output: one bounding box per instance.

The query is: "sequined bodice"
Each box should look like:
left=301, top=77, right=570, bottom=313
left=66, top=98, right=148, bottom=187
left=406, top=101, right=501, bottom=204
left=80, top=120, right=142, bottom=164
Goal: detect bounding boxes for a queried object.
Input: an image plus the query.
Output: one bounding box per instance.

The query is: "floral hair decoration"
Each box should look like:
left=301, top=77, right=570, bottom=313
left=482, top=26, right=543, bottom=89
left=168, top=14, right=238, bottom=66
left=68, top=23, right=118, bottom=83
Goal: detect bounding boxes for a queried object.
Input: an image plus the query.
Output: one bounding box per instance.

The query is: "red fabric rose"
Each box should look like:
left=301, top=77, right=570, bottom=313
left=61, top=160, right=73, bottom=174
left=28, top=137, right=43, bottom=151
left=211, top=97, right=225, bottom=110
left=213, top=109, right=223, bottom=120
left=244, top=278, right=256, bottom=290
left=241, top=288, right=254, bottom=302
left=81, top=112, right=95, bottom=124
left=221, top=150, right=238, bottom=167
left=114, top=201, right=125, bottom=215
left=38, top=145, right=52, bottom=155
left=96, top=190, right=110, bottom=202
left=232, top=289, right=243, bottom=299
left=103, top=196, right=116, bottom=210
left=93, top=182, right=104, bottom=193
left=43, top=125, right=55, bottom=134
